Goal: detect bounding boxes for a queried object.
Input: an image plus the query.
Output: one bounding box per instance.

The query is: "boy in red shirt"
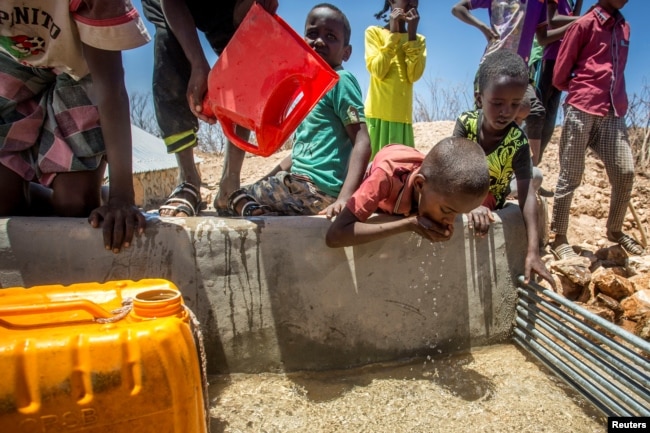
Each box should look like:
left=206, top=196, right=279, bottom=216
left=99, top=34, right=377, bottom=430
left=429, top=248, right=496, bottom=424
left=550, top=0, right=643, bottom=257
left=325, top=137, right=489, bottom=247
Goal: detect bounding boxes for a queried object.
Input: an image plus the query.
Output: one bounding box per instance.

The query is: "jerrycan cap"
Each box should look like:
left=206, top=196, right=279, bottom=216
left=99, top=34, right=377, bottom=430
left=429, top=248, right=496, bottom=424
left=132, top=289, right=183, bottom=319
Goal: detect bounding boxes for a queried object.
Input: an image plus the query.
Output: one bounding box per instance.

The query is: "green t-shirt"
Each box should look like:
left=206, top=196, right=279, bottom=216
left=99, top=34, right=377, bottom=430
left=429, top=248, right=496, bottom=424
left=291, top=69, right=365, bottom=197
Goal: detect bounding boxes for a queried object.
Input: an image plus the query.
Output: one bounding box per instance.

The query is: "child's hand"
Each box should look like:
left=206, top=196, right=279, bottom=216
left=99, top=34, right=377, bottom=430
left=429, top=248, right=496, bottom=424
left=88, top=201, right=146, bottom=254
left=524, top=252, right=556, bottom=290
left=468, top=206, right=495, bottom=238
left=482, top=25, right=499, bottom=44
left=404, top=8, right=420, bottom=26
left=389, top=8, right=405, bottom=32
left=410, top=215, right=454, bottom=243
left=187, top=62, right=217, bottom=124
left=320, top=199, right=347, bottom=219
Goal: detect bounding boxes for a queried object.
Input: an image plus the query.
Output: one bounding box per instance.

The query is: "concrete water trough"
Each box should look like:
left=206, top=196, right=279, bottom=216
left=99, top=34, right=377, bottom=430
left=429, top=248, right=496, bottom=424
left=1, top=204, right=648, bottom=431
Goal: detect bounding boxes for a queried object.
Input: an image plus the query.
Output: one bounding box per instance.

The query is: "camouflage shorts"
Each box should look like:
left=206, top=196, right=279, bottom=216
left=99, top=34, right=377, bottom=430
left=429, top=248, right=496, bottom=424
left=245, top=172, right=336, bottom=216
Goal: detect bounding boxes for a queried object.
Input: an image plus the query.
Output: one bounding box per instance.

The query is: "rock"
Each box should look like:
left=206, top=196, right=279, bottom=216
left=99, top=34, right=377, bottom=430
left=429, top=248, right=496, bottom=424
left=595, top=293, right=624, bottom=322
left=626, top=255, right=650, bottom=276
left=595, top=245, right=628, bottom=266
left=550, top=257, right=592, bottom=287
left=557, top=274, right=584, bottom=301
left=635, top=313, right=650, bottom=340
left=629, top=274, right=650, bottom=291
left=617, top=318, right=638, bottom=335
left=620, top=290, right=650, bottom=320
left=592, top=269, right=635, bottom=300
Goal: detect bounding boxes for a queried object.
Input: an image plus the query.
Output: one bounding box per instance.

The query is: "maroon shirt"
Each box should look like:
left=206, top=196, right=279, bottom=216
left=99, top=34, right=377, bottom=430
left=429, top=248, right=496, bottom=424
left=553, top=5, right=630, bottom=117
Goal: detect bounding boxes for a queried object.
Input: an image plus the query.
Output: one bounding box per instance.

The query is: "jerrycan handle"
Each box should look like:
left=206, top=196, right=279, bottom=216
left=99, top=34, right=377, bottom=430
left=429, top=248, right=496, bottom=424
left=218, top=117, right=263, bottom=156
left=0, top=300, right=115, bottom=329
left=217, top=74, right=324, bottom=157
left=265, top=75, right=313, bottom=135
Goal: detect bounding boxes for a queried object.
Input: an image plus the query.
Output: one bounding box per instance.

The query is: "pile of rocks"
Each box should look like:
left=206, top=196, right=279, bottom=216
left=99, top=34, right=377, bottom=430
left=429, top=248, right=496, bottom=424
left=539, top=245, right=650, bottom=342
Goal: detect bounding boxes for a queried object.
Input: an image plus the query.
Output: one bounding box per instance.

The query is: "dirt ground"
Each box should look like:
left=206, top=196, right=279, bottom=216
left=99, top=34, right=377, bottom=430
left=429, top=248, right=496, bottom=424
left=208, top=344, right=606, bottom=433
left=195, top=121, right=650, bottom=254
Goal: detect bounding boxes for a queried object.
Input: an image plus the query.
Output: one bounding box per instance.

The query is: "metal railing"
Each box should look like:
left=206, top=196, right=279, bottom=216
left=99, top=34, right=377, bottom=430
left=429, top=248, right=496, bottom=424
left=514, top=276, right=650, bottom=417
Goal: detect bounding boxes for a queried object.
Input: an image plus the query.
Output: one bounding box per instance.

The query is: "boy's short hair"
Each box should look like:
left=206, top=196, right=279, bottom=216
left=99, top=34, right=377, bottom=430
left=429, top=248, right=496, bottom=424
left=310, top=3, right=352, bottom=46
left=477, top=49, right=529, bottom=94
left=420, top=137, right=490, bottom=198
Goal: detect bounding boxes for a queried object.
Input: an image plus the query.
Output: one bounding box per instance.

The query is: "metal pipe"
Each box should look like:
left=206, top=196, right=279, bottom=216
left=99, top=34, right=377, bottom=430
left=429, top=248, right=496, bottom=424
left=515, top=276, right=650, bottom=417
left=517, top=276, right=650, bottom=353
left=513, top=327, right=630, bottom=416
left=515, top=316, right=649, bottom=415
left=513, top=333, right=612, bottom=416
left=517, top=287, right=650, bottom=373
left=517, top=300, right=650, bottom=390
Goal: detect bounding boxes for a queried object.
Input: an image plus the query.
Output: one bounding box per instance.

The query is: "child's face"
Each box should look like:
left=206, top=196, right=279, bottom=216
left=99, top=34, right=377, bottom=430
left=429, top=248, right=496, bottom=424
left=415, top=175, right=485, bottom=229
left=476, top=76, right=528, bottom=133
left=390, top=0, right=419, bottom=12
left=304, top=7, right=351, bottom=69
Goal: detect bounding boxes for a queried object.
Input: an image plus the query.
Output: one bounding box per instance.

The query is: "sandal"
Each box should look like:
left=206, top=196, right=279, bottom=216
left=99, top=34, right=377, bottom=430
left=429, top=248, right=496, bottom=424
left=159, top=182, right=204, bottom=217
left=227, top=189, right=272, bottom=216
left=614, top=233, right=644, bottom=256
left=551, top=243, right=579, bottom=260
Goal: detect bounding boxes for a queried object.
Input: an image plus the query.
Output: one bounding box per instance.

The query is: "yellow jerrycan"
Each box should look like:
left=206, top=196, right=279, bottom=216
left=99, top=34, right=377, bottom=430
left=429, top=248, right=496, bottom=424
left=0, top=279, right=207, bottom=433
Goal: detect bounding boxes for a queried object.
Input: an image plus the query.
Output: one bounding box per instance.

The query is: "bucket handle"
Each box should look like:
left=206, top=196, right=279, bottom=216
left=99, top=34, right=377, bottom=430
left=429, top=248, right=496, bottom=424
left=218, top=74, right=316, bottom=157
left=0, top=300, right=115, bottom=329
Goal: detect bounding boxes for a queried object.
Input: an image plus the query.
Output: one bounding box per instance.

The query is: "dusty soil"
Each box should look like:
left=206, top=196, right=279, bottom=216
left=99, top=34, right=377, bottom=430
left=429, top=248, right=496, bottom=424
left=208, top=344, right=606, bottom=433
left=195, top=121, right=650, bottom=253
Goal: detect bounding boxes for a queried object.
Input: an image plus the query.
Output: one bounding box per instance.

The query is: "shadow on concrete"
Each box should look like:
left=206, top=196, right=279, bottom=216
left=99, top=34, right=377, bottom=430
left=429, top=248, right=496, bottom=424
left=255, top=214, right=474, bottom=374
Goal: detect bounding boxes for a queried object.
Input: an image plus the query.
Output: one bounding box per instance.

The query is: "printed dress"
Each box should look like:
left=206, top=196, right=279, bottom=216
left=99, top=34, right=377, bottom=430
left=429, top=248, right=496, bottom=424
left=453, top=110, right=532, bottom=209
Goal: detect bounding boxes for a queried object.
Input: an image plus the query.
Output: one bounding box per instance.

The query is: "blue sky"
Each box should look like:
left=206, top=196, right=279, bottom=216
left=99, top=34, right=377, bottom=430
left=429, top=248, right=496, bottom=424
left=124, top=1, right=650, bottom=105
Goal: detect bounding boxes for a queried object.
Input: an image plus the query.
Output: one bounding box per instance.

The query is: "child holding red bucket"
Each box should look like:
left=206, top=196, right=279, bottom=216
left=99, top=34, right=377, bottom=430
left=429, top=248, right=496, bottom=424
left=141, top=0, right=280, bottom=217
left=227, top=4, right=371, bottom=218
left=365, top=0, right=426, bottom=158
left=0, top=0, right=150, bottom=253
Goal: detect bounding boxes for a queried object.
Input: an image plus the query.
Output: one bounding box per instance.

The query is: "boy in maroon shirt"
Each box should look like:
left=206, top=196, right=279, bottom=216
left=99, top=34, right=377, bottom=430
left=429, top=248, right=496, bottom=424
left=549, top=0, right=643, bottom=258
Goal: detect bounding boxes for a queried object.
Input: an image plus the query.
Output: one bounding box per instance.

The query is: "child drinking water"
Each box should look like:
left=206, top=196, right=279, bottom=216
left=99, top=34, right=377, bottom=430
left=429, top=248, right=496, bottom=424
left=364, top=0, right=426, bottom=158
left=326, top=137, right=489, bottom=247
left=452, top=49, right=554, bottom=287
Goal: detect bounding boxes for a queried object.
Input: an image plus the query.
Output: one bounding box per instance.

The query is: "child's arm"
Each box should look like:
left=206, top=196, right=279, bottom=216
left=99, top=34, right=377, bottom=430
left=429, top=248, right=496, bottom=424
left=160, top=0, right=214, bottom=123
left=403, top=35, right=426, bottom=84
left=552, top=20, right=585, bottom=91
left=326, top=207, right=452, bottom=247
left=516, top=177, right=555, bottom=288
left=451, top=0, right=499, bottom=44
left=548, top=0, right=583, bottom=28
left=320, top=122, right=372, bottom=219
left=536, top=0, right=581, bottom=46
left=84, top=44, right=146, bottom=253
left=365, top=27, right=401, bottom=79
left=262, top=154, right=292, bottom=179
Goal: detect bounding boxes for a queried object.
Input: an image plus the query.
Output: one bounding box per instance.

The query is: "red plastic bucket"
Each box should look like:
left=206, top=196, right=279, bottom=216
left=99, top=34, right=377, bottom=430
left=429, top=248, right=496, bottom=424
left=202, top=4, right=339, bottom=157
